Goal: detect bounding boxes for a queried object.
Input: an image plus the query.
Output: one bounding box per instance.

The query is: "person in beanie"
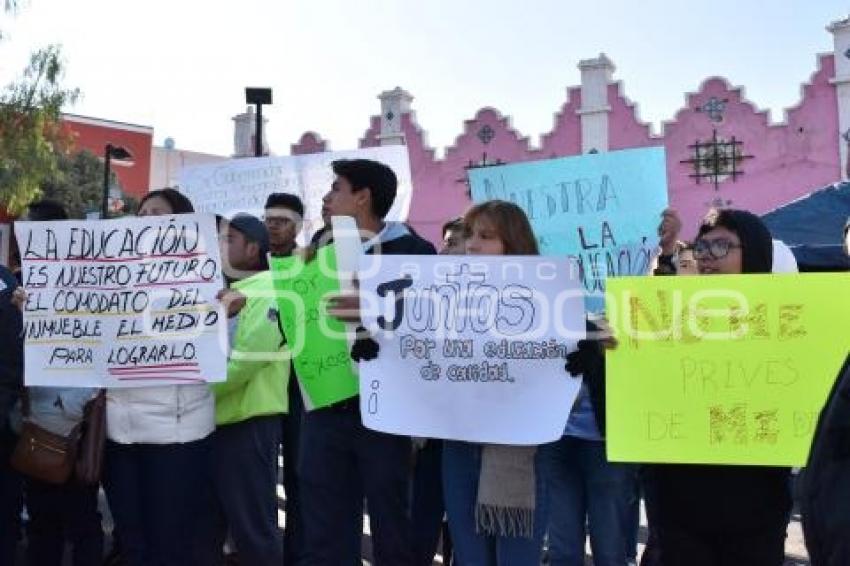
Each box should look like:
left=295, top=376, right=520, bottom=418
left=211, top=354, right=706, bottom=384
left=211, top=214, right=288, bottom=565
left=570, top=209, right=791, bottom=566
left=653, top=209, right=791, bottom=565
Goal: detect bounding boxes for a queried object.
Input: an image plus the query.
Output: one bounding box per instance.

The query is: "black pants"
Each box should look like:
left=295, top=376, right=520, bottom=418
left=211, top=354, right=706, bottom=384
left=282, top=374, right=306, bottom=564
left=212, top=415, right=283, bottom=566
left=25, top=477, right=103, bottom=566
left=410, top=439, right=448, bottom=566
left=298, top=404, right=413, bottom=566
left=657, top=523, right=786, bottom=566
left=0, top=424, right=22, bottom=566
left=103, top=438, right=213, bottom=566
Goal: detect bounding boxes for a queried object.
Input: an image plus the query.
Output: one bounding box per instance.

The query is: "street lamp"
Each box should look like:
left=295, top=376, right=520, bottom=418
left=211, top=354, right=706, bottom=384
left=102, top=143, right=132, bottom=219
left=245, top=87, right=272, bottom=157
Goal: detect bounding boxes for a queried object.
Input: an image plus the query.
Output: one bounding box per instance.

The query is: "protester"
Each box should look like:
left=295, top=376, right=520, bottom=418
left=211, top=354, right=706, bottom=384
left=440, top=217, right=466, bottom=255
left=9, top=200, right=104, bottom=566
left=797, top=217, right=850, bottom=562
left=432, top=200, right=548, bottom=564
left=406, top=214, right=467, bottom=566
left=265, top=193, right=304, bottom=257
left=103, top=188, right=215, bottom=566
left=641, top=209, right=695, bottom=566
left=301, top=158, right=435, bottom=565
left=541, top=257, right=637, bottom=566
left=211, top=214, right=287, bottom=565
left=651, top=209, right=791, bottom=565
left=0, top=231, right=24, bottom=566
left=263, top=193, right=307, bottom=564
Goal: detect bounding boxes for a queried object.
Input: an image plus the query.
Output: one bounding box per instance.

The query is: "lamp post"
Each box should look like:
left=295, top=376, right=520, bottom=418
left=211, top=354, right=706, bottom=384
left=102, top=144, right=132, bottom=219
left=245, top=87, right=272, bottom=157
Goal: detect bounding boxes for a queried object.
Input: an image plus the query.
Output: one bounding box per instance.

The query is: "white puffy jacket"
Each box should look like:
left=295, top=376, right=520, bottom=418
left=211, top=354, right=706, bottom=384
left=106, top=384, right=214, bottom=444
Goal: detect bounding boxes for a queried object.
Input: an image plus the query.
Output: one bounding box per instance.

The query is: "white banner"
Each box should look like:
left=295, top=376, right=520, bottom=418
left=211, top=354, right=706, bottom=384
left=177, top=145, right=413, bottom=242
left=358, top=255, right=586, bottom=445
left=15, top=214, right=227, bottom=387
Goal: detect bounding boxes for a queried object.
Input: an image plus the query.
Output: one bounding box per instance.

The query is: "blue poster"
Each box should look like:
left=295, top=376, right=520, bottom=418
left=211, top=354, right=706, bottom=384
left=468, top=147, right=668, bottom=311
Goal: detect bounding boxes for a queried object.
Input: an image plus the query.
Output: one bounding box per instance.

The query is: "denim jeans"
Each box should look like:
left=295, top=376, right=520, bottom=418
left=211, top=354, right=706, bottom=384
left=539, top=436, right=637, bottom=566
left=442, top=441, right=546, bottom=566
left=103, top=438, right=214, bottom=566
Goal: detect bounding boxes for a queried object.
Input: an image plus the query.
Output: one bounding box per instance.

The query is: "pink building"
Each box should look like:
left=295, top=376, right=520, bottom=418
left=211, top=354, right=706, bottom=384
left=290, top=17, right=850, bottom=245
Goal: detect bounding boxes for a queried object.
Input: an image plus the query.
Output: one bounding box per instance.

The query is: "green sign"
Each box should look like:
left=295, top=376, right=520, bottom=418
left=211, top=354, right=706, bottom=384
left=605, top=273, right=850, bottom=466
left=270, top=245, right=358, bottom=410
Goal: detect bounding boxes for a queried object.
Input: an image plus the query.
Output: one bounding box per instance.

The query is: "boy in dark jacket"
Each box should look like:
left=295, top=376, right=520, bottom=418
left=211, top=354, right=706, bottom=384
left=299, top=159, right=435, bottom=566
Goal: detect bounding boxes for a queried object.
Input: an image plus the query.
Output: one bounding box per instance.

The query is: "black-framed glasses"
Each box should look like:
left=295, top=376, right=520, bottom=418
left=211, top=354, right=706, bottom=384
left=693, top=238, right=742, bottom=260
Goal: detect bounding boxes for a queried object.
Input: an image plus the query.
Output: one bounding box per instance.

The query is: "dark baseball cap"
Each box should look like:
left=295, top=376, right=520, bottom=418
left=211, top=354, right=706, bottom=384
left=226, top=213, right=270, bottom=256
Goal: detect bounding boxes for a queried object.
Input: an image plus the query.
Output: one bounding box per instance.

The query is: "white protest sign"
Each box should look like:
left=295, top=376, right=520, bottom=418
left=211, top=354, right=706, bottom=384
left=358, top=255, right=586, bottom=445
left=178, top=145, right=413, bottom=242
left=15, top=214, right=227, bottom=387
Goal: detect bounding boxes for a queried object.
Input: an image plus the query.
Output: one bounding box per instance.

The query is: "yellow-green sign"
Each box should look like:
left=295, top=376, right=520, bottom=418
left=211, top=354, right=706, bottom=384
left=270, top=245, right=358, bottom=410
left=605, top=273, right=850, bottom=466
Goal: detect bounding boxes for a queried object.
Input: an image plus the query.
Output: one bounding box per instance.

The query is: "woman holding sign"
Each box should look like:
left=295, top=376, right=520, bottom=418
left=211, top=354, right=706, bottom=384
left=102, top=189, right=216, bottom=566
left=440, top=200, right=549, bottom=565
left=10, top=201, right=104, bottom=566
left=581, top=209, right=793, bottom=566
left=651, top=209, right=792, bottom=565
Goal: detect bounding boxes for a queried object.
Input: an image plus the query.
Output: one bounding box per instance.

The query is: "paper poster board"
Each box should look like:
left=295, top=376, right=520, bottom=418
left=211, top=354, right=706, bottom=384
left=178, top=145, right=413, bottom=243
left=15, top=214, right=227, bottom=387
left=605, top=273, right=850, bottom=466
left=469, top=147, right=668, bottom=310
left=358, top=255, right=586, bottom=445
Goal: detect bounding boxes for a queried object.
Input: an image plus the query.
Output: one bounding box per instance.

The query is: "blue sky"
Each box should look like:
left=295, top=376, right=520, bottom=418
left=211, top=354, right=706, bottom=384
left=0, top=0, right=847, bottom=157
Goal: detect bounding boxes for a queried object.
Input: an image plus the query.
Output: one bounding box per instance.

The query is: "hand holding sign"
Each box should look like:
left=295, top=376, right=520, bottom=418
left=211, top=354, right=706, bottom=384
left=12, top=287, right=25, bottom=311
left=658, top=208, right=683, bottom=255
left=216, top=288, right=247, bottom=319
left=326, top=291, right=362, bottom=325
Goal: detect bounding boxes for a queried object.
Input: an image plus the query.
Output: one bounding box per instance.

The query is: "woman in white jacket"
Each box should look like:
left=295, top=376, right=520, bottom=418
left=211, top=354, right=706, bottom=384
left=103, top=189, right=216, bottom=566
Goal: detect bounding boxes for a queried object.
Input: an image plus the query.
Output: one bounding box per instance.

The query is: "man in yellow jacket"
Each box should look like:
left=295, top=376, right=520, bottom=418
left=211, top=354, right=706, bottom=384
left=213, top=214, right=288, bottom=565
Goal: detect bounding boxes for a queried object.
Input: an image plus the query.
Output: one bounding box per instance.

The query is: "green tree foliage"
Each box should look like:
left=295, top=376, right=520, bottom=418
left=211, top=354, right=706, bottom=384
left=39, top=149, right=129, bottom=219
left=0, top=2, right=79, bottom=214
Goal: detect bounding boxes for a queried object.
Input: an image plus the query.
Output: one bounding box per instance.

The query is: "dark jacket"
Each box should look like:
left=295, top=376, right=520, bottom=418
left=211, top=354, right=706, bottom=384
left=366, top=226, right=437, bottom=256
left=325, top=222, right=436, bottom=395
left=0, top=265, right=23, bottom=425
left=310, top=222, right=436, bottom=256
left=655, top=210, right=791, bottom=533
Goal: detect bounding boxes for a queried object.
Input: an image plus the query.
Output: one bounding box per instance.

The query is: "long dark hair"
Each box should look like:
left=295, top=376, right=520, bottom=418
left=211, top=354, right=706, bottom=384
left=138, top=188, right=194, bottom=214
left=698, top=208, right=773, bottom=274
